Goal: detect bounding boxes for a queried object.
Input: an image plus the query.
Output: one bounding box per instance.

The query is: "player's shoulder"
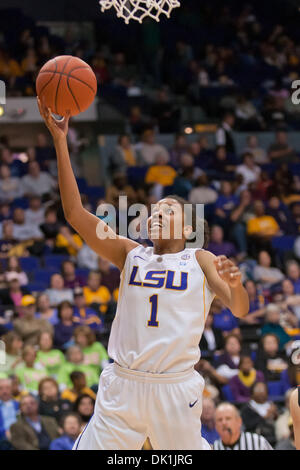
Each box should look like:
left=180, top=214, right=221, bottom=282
left=194, top=248, right=216, bottom=267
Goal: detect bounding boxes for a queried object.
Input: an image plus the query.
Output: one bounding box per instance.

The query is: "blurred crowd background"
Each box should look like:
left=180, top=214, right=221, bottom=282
left=0, top=0, right=300, bottom=451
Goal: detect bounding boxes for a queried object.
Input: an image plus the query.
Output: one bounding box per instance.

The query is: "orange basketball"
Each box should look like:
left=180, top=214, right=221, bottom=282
left=36, top=55, right=97, bottom=117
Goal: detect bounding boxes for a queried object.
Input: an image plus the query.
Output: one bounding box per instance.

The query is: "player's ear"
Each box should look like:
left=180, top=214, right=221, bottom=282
left=183, top=224, right=193, bottom=240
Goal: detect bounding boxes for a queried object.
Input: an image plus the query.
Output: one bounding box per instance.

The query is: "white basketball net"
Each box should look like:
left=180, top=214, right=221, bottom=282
left=99, top=0, right=180, bottom=24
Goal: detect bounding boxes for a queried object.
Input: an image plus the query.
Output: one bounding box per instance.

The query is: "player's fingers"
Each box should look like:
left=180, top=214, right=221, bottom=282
left=214, top=255, right=228, bottom=264
left=215, top=259, right=234, bottom=270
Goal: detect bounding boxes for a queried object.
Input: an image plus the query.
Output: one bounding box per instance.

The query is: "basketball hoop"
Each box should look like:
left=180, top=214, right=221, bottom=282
left=99, top=0, right=180, bottom=24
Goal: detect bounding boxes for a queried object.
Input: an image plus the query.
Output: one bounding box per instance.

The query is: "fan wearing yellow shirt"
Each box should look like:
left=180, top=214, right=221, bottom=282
left=145, top=153, right=177, bottom=188
left=247, top=201, right=280, bottom=238
left=56, top=225, right=83, bottom=256
left=83, top=271, right=111, bottom=315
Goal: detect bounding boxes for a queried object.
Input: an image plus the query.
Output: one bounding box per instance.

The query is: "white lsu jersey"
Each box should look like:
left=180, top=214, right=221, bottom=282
left=108, top=244, right=216, bottom=374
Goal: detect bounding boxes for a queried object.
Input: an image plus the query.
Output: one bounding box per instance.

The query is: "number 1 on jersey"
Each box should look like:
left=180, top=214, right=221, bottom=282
left=148, top=294, right=159, bottom=327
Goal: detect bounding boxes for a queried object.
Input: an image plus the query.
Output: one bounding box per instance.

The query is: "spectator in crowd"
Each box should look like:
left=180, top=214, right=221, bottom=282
left=135, top=129, right=169, bottom=165
left=228, top=355, right=265, bottom=403
left=10, top=394, right=60, bottom=450
left=240, top=381, right=278, bottom=447
left=55, top=226, right=83, bottom=257
left=38, top=378, right=72, bottom=423
left=207, top=225, right=237, bottom=258
left=0, top=148, right=24, bottom=178
left=97, top=256, right=120, bottom=296
left=21, top=161, right=56, bottom=199
left=275, top=417, right=296, bottom=450
left=212, top=146, right=236, bottom=180
left=212, top=298, right=240, bottom=336
left=0, top=220, right=18, bottom=258
left=201, top=397, right=219, bottom=445
left=188, top=173, right=218, bottom=205
left=12, top=207, right=43, bottom=242
left=241, top=280, right=267, bottom=325
left=214, top=181, right=238, bottom=234
left=215, top=113, right=236, bottom=154
left=213, top=334, right=242, bottom=382
left=61, top=260, right=85, bottom=289
left=253, top=250, right=285, bottom=290
left=39, top=206, right=61, bottom=248
left=73, top=326, right=108, bottom=375
left=73, top=394, right=95, bottom=430
left=24, top=196, right=45, bottom=227
left=35, top=293, right=59, bottom=325
left=77, top=243, right=99, bottom=271
left=15, top=345, right=47, bottom=395
left=286, top=260, right=300, bottom=294
left=13, top=295, right=53, bottom=346
left=0, top=332, right=23, bottom=376
left=83, top=271, right=111, bottom=316
left=169, top=134, right=188, bottom=168
left=4, top=256, right=28, bottom=286
left=151, top=88, right=180, bottom=133
left=73, top=287, right=105, bottom=334
left=0, top=165, right=23, bottom=202
left=108, top=134, right=138, bottom=176
left=213, top=402, right=273, bottom=449
left=229, top=189, right=253, bottom=256
left=36, top=331, right=65, bottom=378
left=0, top=378, right=19, bottom=441
left=235, top=153, right=261, bottom=187
left=278, top=279, right=300, bottom=323
left=279, top=359, right=300, bottom=394
left=60, top=371, right=96, bottom=403
left=266, top=196, right=295, bottom=235
left=45, top=274, right=74, bottom=307
left=268, top=131, right=298, bottom=164
left=261, top=304, right=292, bottom=351
left=243, top=135, right=268, bottom=164
left=49, top=412, right=82, bottom=450
left=53, top=300, right=76, bottom=351
left=0, top=277, right=29, bottom=311
left=105, top=173, right=137, bottom=207
left=145, top=152, right=177, bottom=200
left=199, top=312, right=224, bottom=361
left=255, top=334, right=288, bottom=381
left=128, top=106, right=151, bottom=136
left=275, top=389, right=294, bottom=443
left=247, top=202, right=280, bottom=255
left=58, top=346, right=98, bottom=391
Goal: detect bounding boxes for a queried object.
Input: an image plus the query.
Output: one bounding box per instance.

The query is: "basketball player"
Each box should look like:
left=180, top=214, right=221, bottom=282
left=37, top=97, right=249, bottom=450
left=289, top=341, right=300, bottom=450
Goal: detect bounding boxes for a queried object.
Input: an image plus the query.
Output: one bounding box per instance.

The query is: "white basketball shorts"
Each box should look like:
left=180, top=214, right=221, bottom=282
left=73, top=362, right=206, bottom=450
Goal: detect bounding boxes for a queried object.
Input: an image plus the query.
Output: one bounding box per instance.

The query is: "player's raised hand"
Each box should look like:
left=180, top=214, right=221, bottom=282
left=214, top=255, right=242, bottom=288
left=37, top=96, right=70, bottom=142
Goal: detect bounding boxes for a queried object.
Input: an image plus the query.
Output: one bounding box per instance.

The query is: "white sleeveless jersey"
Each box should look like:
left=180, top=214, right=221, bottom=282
left=108, top=244, right=215, bottom=373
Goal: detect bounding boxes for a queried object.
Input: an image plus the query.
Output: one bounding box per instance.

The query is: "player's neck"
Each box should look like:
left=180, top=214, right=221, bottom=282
left=152, top=241, right=186, bottom=255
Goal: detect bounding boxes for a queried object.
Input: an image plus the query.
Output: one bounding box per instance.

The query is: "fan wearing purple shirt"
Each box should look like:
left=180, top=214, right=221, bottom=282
left=208, top=225, right=237, bottom=258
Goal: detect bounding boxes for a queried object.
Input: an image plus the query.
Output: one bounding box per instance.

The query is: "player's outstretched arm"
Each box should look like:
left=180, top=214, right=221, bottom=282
left=196, top=251, right=249, bottom=319
left=37, top=97, right=138, bottom=270
left=290, top=388, right=300, bottom=450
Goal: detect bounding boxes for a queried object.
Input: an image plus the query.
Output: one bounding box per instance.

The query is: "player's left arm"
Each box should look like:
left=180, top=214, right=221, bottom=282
left=290, top=388, right=300, bottom=450
left=196, top=250, right=249, bottom=319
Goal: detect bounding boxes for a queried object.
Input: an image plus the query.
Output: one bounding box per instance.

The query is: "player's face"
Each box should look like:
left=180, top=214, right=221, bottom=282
left=147, top=199, right=189, bottom=243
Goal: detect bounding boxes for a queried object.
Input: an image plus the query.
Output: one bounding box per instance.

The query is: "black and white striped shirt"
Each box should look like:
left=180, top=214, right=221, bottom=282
left=213, top=432, right=273, bottom=450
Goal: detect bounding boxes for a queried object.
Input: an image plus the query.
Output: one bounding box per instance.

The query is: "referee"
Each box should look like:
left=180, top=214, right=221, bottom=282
left=213, top=403, right=273, bottom=450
